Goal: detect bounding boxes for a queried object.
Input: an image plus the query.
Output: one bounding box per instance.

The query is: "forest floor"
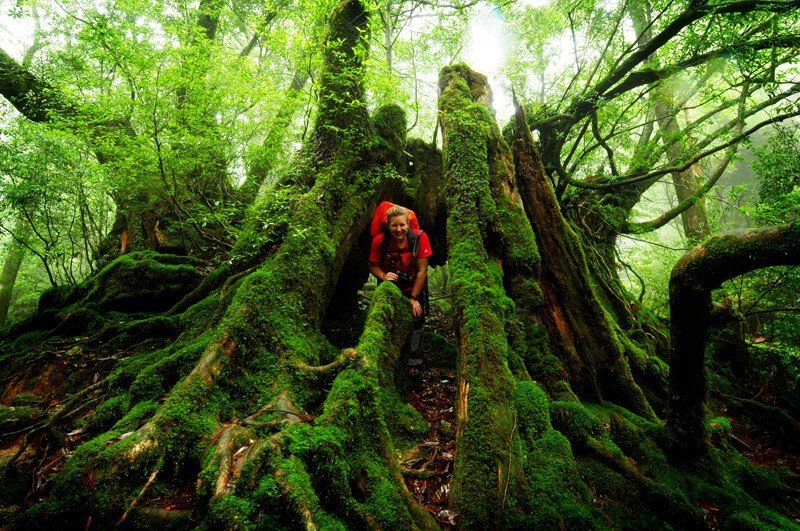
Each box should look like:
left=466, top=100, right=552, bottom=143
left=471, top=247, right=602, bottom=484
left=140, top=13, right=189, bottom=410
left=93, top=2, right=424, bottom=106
left=398, top=298, right=459, bottom=527
left=401, top=364, right=457, bottom=526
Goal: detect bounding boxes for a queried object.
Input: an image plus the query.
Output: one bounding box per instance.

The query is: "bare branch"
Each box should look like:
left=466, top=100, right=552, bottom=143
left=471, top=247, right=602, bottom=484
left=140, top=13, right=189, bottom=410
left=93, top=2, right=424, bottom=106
left=566, top=107, right=800, bottom=191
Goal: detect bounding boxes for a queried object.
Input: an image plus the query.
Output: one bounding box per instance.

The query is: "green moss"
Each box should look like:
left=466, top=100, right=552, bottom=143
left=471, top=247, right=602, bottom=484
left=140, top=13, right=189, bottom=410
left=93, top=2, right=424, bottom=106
left=208, top=495, right=254, bottom=530
left=514, top=429, right=597, bottom=528
left=439, top=63, right=544, bottom=527
left=9, top=392, right=41, bottom=407
left=514, top=381, right=551, bottom=441
left=550, top=401, right=604, bottom=443
left=57, top=307, right=106, bottom=334
left=158, top=380, right=224, bottom=466
left=608, top=412, right=668, bottom=470
left=84, top=393, right=130, bottom=432
left=121, top=316, right=179, bottom=340
left=83, top=251, right=203, bottom=312
left=179, top=293, right=221, bottom=337
left=709, top=416, right=732, bottom=441
left=280, top=455, right=346, bottom=530
left=423, top=331, right=457, bottom=368
left=17, top=418, right=161, bottom=529
left=272, top=284, right=427, bottom=529
left=495, top=196, right=541, bottom=277
left=0, top=405, right=40, bottom=423
left=372, top=104, right=407, bottom=150
left=115, top=399, right=159, bottom=430
left=123, top=334, right=209, bottom=403
left=36, top=284, right=76, bottom=312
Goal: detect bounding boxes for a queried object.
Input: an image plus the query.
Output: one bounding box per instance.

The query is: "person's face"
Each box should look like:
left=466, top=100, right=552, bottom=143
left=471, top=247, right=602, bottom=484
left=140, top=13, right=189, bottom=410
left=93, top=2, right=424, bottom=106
left=388, top=215, right=409, bottom=242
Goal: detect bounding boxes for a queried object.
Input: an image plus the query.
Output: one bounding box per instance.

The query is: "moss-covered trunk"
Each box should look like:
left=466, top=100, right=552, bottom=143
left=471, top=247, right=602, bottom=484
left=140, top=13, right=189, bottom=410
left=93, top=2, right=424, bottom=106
left=439, top=64, right=598, bottom=528
left=0, top=223, right=28, bottom=326
left=510, top=101, right=656, bottom=418
left=1, top=1, right=435, bottom=527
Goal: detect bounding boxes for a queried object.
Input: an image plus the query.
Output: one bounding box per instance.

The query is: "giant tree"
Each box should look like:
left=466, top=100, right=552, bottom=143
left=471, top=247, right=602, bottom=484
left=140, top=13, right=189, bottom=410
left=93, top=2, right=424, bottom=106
left=1, top=0, right=799, bottom=528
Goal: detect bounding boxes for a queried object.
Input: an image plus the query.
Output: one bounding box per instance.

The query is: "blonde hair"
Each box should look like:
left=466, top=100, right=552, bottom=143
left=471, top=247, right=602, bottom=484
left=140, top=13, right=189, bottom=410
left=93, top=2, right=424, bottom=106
left=386, top=205, right=409, bottom=223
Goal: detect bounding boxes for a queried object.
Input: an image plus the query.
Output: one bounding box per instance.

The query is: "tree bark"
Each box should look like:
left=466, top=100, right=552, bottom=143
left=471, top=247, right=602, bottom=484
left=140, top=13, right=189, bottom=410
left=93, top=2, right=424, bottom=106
left=511, top=100, right=656, bottom=418
left=653, top=92, right=711, bottom=242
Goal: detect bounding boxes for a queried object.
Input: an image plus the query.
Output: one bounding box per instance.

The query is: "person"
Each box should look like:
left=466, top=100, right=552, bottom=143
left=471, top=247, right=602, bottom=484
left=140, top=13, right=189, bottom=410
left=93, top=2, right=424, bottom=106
left=368, top=205, right=433, bottom=366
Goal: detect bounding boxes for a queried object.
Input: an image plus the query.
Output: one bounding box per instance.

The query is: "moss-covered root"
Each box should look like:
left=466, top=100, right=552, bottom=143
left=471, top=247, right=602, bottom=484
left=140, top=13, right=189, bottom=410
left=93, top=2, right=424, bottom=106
left=210, top=283, right=435, bottom=529
left=285, top=282, right=435, bottom=529
left=668, top=222, right=800, bottom=459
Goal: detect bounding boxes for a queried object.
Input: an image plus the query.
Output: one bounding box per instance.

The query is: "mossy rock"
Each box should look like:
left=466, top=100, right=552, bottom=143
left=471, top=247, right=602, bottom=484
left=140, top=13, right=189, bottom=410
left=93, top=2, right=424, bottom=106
left=37, top=284, right=82, bottom=313
left=56, top=307, right=106, bottom=335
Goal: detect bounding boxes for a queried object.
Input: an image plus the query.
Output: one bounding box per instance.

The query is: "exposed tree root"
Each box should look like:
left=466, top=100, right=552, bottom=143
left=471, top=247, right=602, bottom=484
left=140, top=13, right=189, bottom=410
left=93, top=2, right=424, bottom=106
left=296, top=348, right=359, bottom=374
left=210, top=425, right=254, bottom=499
left=115, top=462, right=161, bottom=526
left=581, top=427, right=702, bottom=528
left=3, top=381, right=105, bottom=440
left=273, top=461, right=319, bottom=530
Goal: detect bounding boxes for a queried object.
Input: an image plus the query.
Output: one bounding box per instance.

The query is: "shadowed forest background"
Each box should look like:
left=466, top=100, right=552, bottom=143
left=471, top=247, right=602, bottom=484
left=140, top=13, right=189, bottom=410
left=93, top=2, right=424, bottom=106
left=0, top=0, right=799, bottom=528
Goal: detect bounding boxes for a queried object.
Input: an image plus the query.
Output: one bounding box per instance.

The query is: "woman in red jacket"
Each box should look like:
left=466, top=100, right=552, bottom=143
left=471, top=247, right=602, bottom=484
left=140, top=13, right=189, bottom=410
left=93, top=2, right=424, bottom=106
left=368, top=205, right=433, bottom=365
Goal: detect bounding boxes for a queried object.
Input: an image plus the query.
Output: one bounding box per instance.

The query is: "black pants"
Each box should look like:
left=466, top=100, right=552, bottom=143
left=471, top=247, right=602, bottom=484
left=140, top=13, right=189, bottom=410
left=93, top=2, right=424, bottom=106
left=409, top=314, right=425, bottom=363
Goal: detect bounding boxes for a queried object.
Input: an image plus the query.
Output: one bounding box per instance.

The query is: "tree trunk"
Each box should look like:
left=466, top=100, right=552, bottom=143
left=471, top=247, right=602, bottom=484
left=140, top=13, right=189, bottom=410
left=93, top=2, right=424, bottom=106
left=653, top=93, right=711, bottom=242
left=627, top=1, right=710, bottom=243
left=437, top=64, right=659, bottom=528
left=0, top=227, right=28, bottom=327
left=511, top=100, right=657, bottom=417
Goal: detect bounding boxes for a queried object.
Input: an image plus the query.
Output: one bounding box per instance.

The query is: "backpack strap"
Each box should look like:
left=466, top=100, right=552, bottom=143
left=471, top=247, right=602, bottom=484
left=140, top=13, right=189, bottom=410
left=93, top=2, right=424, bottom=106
left=380, top=229, right=424, bottom=271
left=410, top=230, right=423, bottom=260
left=381, top=228, right=391, bottom=257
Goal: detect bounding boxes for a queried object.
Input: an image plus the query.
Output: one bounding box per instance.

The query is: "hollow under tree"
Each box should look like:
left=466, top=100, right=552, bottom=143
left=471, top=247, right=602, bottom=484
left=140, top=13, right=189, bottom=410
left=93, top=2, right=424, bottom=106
left=1, top=0, right=799, bottom=528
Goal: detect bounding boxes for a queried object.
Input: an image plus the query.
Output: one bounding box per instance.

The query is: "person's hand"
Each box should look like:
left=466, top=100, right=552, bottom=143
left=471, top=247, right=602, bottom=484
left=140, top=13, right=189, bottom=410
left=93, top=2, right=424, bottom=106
left=411, top=298, right=422, bottom=317
left=384, top=272, right=399, bottom=282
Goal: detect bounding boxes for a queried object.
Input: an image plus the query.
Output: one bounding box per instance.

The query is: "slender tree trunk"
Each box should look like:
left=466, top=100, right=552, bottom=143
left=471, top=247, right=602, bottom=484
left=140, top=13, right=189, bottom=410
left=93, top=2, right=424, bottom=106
left=653, top=94, right=711, bottom=242
left=0, top=229, right=28, bottom=327
left=628, top=1, right=710, bottom=242
left=239, top=70, right=309, bottom=203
